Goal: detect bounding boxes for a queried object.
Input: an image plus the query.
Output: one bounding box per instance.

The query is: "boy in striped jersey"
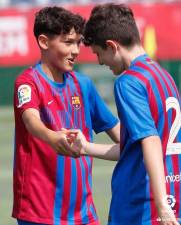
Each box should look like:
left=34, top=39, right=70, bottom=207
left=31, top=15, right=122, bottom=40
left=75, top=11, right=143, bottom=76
left=12, top=6, right=120, bottom=225
left=74, top=3, right=181, bottom=225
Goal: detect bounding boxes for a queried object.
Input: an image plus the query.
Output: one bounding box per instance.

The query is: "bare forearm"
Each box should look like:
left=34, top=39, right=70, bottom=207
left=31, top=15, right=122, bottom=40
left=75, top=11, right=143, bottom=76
left=23, top=112, right=55, bottom=145
left=142, top=136, right=167, bottom=207
left=85, top=143, right=120, bottom=161
left=142, top=136, right=179, bottom=224
left=69, top=129, right=120, bottom=160
left=22, top=109, right=79, bottom=157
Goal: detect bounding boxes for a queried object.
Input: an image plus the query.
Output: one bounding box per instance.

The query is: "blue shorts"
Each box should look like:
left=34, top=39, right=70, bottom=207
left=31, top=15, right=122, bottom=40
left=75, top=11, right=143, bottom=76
left=17, top=220, right=47, bottom=225
left=17, top=219, right=100, bottom=225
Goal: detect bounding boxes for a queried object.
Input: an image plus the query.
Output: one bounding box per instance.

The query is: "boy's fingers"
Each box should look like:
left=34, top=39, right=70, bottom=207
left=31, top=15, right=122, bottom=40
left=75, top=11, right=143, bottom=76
left=63, top=138, right=80, bottom=155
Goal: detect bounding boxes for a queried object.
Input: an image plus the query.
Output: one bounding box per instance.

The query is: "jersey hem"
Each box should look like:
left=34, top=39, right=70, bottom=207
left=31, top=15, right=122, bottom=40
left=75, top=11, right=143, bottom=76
left=108, top=221, right=160, bottom=225
left=18, top=105, right=39, bottom=116
left=131, top=129, right=158, bottom=142
left=94, top=119, right=119, bottom=134
left=13, top=214, right=99, bottom=225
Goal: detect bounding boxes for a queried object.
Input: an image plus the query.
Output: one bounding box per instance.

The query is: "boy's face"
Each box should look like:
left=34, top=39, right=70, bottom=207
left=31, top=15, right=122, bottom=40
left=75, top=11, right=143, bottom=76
left=91, top=44, right=126, bottom=75
left=45, top=28, right=82, bottom=74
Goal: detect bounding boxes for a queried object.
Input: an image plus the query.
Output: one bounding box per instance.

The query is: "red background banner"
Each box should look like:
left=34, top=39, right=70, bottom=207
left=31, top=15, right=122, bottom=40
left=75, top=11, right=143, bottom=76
left=0, top=3, right=181, bottom=66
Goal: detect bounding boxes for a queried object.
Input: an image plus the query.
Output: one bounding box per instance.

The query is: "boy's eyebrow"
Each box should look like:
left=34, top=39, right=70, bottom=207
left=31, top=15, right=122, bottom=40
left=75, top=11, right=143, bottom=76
left=64, top=36, right=83, bottom=42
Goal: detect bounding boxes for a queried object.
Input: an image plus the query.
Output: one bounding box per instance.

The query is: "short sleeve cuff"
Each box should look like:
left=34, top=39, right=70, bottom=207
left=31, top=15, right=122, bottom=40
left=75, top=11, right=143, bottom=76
left=94, top=118, right=119, bottom=134
left=131, top=129, right=159, bottom=142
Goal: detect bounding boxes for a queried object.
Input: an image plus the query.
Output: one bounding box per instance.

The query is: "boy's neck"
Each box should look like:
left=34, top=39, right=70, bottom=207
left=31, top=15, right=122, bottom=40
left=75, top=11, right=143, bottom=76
left=40, top=60, right=64, bottom=83
left=123, top=45, right=146, bottom=68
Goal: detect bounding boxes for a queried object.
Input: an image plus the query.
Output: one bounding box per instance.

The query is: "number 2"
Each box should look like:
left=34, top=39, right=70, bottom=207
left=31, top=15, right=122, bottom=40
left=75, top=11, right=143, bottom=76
left=166, top=97, right=181, bottom=155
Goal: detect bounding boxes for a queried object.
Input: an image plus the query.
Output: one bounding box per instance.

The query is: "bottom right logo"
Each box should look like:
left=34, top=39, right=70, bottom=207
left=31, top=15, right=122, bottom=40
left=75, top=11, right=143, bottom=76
left=167, top=195, right=176, bottom=209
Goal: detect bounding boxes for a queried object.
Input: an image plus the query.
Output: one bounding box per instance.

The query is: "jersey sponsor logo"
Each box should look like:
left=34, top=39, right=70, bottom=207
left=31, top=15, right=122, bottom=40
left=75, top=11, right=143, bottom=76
left=17, top=84, right=31, bottom=107
left=165, top=172, right=181, bottom=183
left=71, top=96, right=81, bottom=110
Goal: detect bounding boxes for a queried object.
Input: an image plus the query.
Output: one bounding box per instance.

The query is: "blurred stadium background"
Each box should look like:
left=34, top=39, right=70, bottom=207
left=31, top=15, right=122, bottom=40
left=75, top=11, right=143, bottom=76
left=0, top=0, right=181, bottom=225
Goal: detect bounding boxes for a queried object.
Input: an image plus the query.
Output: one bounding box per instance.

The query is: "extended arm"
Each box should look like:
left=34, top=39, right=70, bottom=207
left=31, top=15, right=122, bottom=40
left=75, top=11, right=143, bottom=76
left=22, top=108, right=78, bottom=157
left=142, top=136, right=179, bottom=225
left=68, top=129, right=120, bottom=161
left=84, top=142, right=120, bottom=161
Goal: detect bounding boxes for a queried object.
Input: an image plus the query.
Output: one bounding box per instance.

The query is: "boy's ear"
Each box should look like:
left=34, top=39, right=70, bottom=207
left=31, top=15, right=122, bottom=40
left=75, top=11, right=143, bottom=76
left=38, top=34, right=49, bottom=50
left=106, top=40, right=118, bottom=53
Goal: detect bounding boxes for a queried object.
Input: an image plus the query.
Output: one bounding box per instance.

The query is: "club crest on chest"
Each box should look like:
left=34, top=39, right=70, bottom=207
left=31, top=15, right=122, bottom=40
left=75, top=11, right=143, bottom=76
left=71, top=96, right=81, bottom=110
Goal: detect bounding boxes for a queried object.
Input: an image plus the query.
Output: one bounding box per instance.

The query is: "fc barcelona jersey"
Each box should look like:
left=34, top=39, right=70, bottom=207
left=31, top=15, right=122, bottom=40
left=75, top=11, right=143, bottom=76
left=109, top=54, right=181, bottom=225
left=13, top=63, right=118, bottom=225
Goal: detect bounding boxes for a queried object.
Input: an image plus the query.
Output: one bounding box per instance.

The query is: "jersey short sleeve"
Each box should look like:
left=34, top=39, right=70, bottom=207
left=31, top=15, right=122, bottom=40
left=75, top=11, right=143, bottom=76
left=114, top=75, right=158, bottom=142
left=88, top=79, right=119, bottom=133
left=14, top=73, right=40, bottom=115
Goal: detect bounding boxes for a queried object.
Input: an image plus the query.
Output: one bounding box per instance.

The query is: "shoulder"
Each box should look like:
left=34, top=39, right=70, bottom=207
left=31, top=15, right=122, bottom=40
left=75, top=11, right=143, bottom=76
left=15, top=67, right=35, bottom=85
left=72, top=71, right=96, bottom=93
left=114, top=71, right=148, bottom=101
left=73, top=71, right=92, bottom=85
left=115, top=70, right=146, bottom=90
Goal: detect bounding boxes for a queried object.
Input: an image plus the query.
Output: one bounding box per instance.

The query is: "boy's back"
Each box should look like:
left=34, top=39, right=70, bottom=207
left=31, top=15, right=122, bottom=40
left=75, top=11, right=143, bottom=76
left=110, top=54, right=181, bottom=224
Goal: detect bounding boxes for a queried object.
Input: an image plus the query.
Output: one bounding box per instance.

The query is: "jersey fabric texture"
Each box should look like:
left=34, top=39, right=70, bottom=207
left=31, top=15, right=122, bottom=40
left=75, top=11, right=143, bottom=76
left=13, top=62, right=118, bottom=225
left=108, top=54, right=181, bottom=225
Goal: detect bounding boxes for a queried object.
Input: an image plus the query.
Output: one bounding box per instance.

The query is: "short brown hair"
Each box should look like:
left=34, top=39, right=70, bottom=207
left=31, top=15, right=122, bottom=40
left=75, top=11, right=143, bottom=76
left=84, top=3, right=141, bottom=49
left=34, top=6, right=85, bottom=40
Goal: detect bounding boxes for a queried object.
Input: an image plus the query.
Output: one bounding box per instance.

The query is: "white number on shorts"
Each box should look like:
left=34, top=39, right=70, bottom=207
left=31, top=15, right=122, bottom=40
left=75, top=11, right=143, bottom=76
left=166, top=97, right=181, bottom=155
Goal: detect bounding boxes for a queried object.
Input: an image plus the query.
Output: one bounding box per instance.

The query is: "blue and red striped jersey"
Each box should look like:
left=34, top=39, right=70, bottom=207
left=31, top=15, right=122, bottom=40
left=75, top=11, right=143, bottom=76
left=13, top=62, right=118, bottom=225
left=109, top=54, right=181, bottom=225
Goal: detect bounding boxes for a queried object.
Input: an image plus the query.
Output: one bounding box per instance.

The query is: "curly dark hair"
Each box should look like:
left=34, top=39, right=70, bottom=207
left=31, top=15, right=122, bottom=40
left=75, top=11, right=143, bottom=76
left=84, top=3, right=141, bottom=49
left=34, top=6, right=85, bottom=40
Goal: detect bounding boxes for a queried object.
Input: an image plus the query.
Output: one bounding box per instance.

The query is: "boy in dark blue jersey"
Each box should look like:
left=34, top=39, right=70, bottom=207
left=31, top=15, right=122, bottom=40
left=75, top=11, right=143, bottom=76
left=71, top=3, right=181, bottom=225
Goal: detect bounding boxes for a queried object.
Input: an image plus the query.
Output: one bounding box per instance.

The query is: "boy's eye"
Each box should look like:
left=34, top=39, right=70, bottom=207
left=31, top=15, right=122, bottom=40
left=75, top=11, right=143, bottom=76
left=64, top=40, right=82, bottom=46
left=65, top=41, right=73, bottom=44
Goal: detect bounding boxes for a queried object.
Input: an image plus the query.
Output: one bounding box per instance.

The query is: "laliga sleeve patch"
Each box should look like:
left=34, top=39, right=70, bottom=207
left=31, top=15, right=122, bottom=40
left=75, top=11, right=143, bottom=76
left=17, top=84, right=31, bottom=108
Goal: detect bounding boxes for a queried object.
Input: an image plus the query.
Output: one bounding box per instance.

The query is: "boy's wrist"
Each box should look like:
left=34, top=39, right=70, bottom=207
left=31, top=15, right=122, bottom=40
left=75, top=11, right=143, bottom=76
left=155, top=195, right=170, bottom=209
left=84, top=141, right=90, bottom=155
left=45, top=130, right=57, bottom=146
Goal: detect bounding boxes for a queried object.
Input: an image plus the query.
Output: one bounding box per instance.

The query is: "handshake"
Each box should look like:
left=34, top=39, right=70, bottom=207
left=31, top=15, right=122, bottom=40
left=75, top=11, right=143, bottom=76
left=49, top=128, right=88, bottom=157
left=49, top=128, right=118, bottom=160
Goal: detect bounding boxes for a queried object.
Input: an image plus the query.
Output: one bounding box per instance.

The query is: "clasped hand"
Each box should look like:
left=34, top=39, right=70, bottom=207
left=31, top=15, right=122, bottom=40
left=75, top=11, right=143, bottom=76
left=52, top=128, right=87, bottom=157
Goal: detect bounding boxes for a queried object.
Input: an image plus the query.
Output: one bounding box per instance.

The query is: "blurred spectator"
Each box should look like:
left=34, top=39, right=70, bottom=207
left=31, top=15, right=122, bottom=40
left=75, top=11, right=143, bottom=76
left=0, top=0, right=10, bottom=8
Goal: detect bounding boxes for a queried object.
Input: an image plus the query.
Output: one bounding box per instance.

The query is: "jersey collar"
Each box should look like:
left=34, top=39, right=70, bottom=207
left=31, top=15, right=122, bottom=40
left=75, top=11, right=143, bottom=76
left=35, top=62, right=67, bottom=88
left=130, top=54, right=148, bottom=68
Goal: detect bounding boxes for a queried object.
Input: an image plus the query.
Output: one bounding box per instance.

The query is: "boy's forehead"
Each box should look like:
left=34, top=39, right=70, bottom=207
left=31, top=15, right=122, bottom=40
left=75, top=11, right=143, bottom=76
left=68, top=27, right=77, bottom=35
left=61, top=28, right=82, bottom=39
